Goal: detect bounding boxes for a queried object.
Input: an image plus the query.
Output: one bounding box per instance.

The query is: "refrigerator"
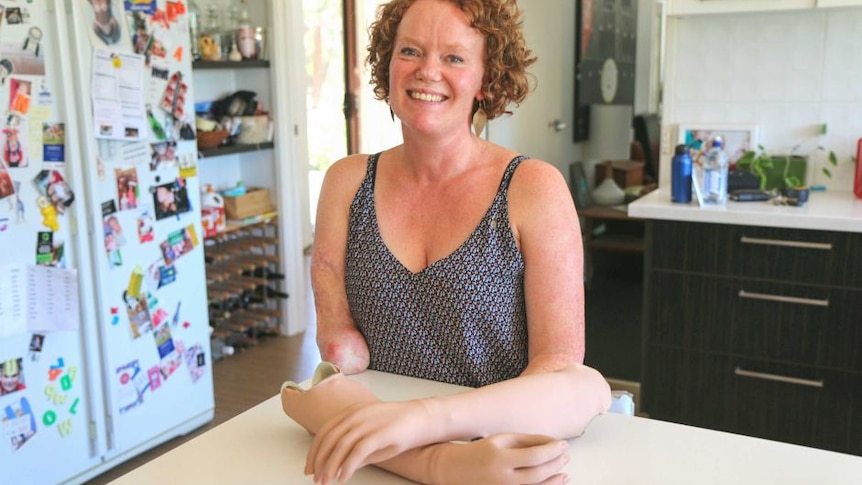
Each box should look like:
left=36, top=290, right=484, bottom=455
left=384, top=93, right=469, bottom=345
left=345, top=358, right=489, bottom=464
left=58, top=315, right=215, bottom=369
left=1, top=2, right=214, bottom=484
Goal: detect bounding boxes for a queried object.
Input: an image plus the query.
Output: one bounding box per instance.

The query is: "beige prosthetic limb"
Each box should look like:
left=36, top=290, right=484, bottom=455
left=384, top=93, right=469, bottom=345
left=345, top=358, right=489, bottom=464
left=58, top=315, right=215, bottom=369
left=281, top=363, right=571, bottom=485
left=305, top=362, right=611, bottom=482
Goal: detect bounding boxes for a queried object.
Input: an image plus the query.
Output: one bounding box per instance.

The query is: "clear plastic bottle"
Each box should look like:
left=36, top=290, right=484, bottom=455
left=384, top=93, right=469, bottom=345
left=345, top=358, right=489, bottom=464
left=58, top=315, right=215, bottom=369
left=703, top=136, right=729, bottom=205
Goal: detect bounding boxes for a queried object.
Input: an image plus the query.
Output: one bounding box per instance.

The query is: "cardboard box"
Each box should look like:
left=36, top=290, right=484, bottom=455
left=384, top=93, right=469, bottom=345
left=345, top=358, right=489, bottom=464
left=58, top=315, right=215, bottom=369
left=595, top=160, right=645, bottom=189
left=223, top=187, right=274, bottom=220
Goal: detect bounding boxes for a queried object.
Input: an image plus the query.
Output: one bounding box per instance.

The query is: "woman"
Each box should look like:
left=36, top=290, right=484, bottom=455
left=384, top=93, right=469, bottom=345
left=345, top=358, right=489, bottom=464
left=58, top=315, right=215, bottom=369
left=294, top=1, right=611, bottom=483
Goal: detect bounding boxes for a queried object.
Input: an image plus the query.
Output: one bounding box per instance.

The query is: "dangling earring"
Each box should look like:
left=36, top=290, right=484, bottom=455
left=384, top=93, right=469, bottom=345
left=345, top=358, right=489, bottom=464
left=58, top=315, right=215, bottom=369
left=472, top=99, right=487, bottom=135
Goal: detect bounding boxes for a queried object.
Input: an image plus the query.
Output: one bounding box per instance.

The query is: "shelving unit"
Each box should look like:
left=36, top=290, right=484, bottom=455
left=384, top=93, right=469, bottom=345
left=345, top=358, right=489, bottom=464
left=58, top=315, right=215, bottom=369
left=190, top=0, right=310, bottom=344
left=198, top=141, right=274, bottom=158
left=204, top=219, right=283, bottom=359
left=192, top=60, right=270, bottom=69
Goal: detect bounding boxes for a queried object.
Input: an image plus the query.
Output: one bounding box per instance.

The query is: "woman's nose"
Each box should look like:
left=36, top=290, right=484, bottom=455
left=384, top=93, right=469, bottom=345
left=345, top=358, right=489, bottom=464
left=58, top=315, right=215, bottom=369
left=415, top=57, right=442, bottom=82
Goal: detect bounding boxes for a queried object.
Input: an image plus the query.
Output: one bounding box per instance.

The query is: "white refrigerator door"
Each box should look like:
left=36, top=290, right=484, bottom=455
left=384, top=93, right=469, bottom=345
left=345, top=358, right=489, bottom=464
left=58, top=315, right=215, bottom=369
left=1, top=2, right=106, bottom=484
left=63, top=0, right=214, bottom=463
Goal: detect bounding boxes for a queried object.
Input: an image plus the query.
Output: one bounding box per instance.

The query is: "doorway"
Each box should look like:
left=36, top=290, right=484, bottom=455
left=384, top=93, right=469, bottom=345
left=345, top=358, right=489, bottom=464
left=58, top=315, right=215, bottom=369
left=302, top=0, right=401, bottom=230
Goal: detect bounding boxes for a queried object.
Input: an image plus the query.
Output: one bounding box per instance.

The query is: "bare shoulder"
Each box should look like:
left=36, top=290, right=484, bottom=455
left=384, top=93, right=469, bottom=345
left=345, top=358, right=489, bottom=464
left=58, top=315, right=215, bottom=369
left=324, top=153, right=371, bottom=184
left=509, top=157, right=571, bottom=202
left=319, top=153, right=373, bottom=204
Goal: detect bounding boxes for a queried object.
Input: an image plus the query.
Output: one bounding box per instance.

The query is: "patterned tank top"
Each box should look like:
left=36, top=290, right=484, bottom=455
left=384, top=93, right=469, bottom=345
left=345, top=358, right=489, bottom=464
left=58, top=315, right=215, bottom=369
left=345, top=153, right=529, bottom=387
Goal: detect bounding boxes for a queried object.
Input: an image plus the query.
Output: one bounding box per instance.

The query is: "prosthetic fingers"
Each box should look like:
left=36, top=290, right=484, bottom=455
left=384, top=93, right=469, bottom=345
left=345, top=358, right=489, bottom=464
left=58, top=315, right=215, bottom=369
left=280, top=362, right=571, bottom=485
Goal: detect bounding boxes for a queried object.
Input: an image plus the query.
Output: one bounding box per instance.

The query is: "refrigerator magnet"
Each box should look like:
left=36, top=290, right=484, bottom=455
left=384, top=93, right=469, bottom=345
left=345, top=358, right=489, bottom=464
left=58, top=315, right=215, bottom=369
left=0, top=357, right=27, bottom=397
left=3, top=126, right=26, bottom=168
left=136, top=209, right=154, bottom=243
left=152, top=179, right=190, bottom=220
left=34, top=170, right=75, bottom=215
left=115, top=167, right=140, bottom=211
left=2, top=396, right=37, bottom=451
left=0, top=164, right=14, bottom=200
left=28, top=334, right=45, bottom=362
left=123, top=289, right=153, bottom=339
left=42, top=122, right=65, bottom=164
left=37, top=197, right=58, bottom=232
left=86, top=0, right=123, bottom=47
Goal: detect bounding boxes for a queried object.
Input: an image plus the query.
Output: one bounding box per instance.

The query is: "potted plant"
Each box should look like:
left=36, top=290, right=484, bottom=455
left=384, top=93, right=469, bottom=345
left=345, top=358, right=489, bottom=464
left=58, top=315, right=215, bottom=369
left=735, top=145, right=816, bottom=190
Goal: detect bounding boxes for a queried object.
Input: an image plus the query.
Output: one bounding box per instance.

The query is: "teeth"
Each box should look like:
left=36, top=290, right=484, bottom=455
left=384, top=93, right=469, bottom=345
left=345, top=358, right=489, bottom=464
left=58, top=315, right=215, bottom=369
left=411, top=92, right=444, bottom=102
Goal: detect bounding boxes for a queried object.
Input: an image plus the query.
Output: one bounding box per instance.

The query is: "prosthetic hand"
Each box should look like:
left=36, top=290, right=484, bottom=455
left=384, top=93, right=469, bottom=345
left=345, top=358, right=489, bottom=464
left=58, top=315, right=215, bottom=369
left=304, top=363, right=610, bottom=482
left=280, top=361, right=377, bottom=435
left=281, top=362, right=571, bottom=485
left=427, top=434, right=570, bottom=485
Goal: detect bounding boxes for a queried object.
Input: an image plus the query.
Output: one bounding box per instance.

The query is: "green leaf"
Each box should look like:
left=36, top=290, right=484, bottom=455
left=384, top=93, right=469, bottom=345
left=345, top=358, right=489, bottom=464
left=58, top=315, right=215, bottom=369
left=828, top=150, right=838, bottom=166
left=737, top=151, right=755, bottom=167
left=822, top=167, right=832, bottom=178
left=785, top=176, right=802, bottom=187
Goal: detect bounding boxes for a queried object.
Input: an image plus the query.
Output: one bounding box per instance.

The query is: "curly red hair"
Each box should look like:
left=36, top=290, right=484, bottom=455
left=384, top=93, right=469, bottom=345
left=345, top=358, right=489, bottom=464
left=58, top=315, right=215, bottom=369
left=366, top=0, right=537, bottom=120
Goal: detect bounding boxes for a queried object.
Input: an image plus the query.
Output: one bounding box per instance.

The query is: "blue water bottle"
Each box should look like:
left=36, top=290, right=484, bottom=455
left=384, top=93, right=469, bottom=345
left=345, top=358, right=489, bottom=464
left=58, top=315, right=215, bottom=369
left=671, top=144, right=693, bottom=203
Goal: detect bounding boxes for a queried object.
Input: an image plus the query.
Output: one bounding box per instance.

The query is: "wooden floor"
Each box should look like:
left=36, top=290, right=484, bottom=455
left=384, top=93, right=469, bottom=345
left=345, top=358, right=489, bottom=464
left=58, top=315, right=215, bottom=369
left=83, top=329, right=321, bottom=484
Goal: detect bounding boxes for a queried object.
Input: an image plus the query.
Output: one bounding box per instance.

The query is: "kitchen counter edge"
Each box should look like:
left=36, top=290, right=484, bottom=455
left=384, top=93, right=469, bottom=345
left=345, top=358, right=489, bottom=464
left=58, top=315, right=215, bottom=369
left=627, top=189, right=862, bottom=233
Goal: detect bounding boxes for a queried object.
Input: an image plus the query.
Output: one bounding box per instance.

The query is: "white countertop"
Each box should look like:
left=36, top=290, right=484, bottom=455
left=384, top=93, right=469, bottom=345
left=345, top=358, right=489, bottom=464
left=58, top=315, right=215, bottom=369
left=107, top=370, right=862, bottom=485
left=628, top=189, right=862, bottom=233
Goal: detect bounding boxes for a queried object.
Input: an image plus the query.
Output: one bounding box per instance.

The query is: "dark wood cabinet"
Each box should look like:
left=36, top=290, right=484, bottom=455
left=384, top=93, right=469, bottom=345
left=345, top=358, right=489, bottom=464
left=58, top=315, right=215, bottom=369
left=642, top=219, right=862, bottom=456
left=648, top=221, right=862, bottom=287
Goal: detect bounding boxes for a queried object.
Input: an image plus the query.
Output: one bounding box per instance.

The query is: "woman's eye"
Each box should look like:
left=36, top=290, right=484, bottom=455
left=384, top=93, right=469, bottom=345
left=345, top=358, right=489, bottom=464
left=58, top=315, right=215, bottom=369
left=400, top=47, right=419, bottom=56
left=447, top=55, right=464, bottom=64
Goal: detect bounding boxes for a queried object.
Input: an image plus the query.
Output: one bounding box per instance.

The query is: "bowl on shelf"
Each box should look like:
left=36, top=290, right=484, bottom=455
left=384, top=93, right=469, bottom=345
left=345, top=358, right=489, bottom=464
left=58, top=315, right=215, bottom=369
left=197, top=129, right=229, bottom=150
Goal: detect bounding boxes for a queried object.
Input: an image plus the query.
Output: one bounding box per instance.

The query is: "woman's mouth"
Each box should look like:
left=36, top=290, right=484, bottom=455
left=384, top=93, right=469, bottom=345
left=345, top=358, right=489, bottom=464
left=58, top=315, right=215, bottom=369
left=409, top=91, right=446, bottom=102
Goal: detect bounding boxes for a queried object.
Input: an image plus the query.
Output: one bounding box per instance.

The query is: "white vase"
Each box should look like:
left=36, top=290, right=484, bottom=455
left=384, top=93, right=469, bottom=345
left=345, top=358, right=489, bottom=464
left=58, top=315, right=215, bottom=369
left=592, top=176, right=626, bottom=206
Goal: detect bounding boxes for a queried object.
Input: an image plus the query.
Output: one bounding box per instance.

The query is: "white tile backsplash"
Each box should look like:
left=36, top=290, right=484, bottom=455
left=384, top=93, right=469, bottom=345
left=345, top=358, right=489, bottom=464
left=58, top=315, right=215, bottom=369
left=668, top=8, right=861, bottom=191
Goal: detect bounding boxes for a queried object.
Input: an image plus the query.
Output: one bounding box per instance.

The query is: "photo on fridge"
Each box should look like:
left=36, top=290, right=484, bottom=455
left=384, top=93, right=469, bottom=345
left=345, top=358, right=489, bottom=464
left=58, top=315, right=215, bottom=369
left=159, top=224, right=198, bottom=266
left=115, top=167, right=139, bottom=211
left=7, top=78, right=31, bottom=124
left=42, top=122, right=65, bottom=163
left=2, top=125, right=25, bottom=168
left=149, top=140, right=177, bottom=171
left=84, top=0, right=127, bottom=47
left=123, top=289, right=153, bottom=339
left=0, top=357, right=26, bottom=396
left=152, top=179, right=190, bottom=220
left=34, top=169, right=75, bottom=214
left=2, top=396, right=37, bottom=451
left=0, top=162, right=14, bottom=200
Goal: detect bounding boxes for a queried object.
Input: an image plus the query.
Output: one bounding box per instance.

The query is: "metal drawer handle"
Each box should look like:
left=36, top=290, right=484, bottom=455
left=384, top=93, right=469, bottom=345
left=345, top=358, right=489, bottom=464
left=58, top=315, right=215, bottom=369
left=738, top=289, right=829, bottom=307
left=734, top=367, right=824, bottom=388
left=740, top=236, right=832, bottom=251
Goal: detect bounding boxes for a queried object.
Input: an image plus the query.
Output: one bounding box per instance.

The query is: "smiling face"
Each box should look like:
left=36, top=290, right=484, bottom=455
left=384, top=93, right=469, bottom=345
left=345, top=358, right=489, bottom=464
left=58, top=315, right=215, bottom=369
left=388, top=0, right=485, bottom=137
left=0, top=362, right=21, bottom=393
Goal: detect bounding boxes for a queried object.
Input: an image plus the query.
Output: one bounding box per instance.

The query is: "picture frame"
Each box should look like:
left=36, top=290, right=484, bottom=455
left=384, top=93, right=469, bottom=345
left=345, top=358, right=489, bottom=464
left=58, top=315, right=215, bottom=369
left=569, top=161, right=592, bottom=210
left=676, top=123, right=758, bottom=168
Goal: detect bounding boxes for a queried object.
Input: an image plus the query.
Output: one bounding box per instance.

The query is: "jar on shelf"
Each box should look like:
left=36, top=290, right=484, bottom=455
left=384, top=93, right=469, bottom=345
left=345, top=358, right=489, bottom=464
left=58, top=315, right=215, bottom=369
left=199, top=6, right=224, bottom=61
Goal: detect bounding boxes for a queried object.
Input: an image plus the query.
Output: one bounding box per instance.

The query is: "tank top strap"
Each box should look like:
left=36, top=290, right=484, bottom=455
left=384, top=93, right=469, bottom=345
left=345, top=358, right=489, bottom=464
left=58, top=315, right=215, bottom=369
left=366, top=152, right=382, bottom=187
left=497, top=155, right=529, bottom=195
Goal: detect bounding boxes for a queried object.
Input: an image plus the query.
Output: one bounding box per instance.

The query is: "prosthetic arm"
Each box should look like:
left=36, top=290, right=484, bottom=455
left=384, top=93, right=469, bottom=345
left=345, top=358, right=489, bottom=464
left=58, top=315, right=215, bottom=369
left=281, top=362, right=571, bottom=485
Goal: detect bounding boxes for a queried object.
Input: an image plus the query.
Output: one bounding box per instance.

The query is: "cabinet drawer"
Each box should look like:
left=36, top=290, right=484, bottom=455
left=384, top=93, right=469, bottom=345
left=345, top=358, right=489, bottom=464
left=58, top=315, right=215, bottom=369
left=648, top=220, right=862, bottom=287
left=646, top=271, right=862, bottom=371
left=644, top=347, right=861, bottom=455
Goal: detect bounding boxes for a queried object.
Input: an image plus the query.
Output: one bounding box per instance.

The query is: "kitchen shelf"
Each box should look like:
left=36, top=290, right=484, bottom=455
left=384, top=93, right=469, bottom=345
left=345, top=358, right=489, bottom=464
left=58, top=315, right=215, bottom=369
left=192, top=60, right=270, bottom=70
left=198, top=141, right=274, bottom=158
